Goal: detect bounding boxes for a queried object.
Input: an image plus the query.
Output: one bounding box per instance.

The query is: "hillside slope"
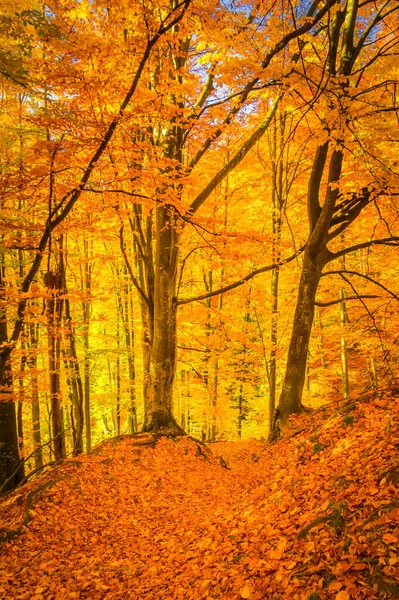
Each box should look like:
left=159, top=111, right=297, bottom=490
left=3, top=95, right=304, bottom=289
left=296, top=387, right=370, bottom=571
left=1, top=392, right=398, bottom=599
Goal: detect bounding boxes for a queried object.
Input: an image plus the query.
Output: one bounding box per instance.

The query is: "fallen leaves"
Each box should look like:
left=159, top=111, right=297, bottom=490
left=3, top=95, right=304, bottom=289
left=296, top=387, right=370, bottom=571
left=1, top=393, right=399, bottom=599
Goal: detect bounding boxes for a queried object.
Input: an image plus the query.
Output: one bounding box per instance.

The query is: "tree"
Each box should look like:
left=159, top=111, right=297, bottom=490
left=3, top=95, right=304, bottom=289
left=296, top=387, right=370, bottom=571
left=274, top=0, right=399, bottom=431
left=0, top=0, right=193, bottom=489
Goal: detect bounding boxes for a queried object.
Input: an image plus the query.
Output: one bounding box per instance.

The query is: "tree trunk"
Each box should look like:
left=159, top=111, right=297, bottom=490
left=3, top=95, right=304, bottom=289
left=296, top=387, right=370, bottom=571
left=64, top=297, right=84, bottom=455
left=116, top=314, right=121, bottom=435
left=82, top=232, right=92, bottom=451
left=114, top=270, right=137, bottom=433
left=45, top=267, right=66, bottom=461
left=0, top=259, right=24, bottom=491
left=237, top=384, right=244, bottom=439
left=340, top=287, right=350, bottom=399
left=276, top=251, right=325, bottom=424
left=29, top=324, right=43, bottom=470
left=0, top=353, right=23, bottom=491
left=142, top=205, right=183, bottom=433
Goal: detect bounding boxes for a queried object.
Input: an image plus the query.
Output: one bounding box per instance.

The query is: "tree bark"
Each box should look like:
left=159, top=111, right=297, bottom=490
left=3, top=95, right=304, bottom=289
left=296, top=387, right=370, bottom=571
left=28, top=323, right=43, bottom=470
left=143, top=205, right=184, bottom=433
left=0, top=261, right=24, bottom=490
left=64, top=296, right=84, bottom=455
left=45, top=267, right=66, bottom=461
left=82, top=232, right=92, bottom=451
left=276, top=251, right=326, bottom=425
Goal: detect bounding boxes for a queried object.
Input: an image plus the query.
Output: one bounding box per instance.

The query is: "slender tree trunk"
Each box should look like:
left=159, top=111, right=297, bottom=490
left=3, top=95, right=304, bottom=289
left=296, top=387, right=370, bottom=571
left=114, top=270, right=137, bottom=433
left=29, top=323, right=43, bottom=470
left=237, top=384, right=244, bottom=439
left=45, top=266, right=66, bottom=461
left=127, top=282, right=137, bottom=432
left=83, top=323, right=91, bottom=451
left=17, top=342, right=25, bottom=460
left=203, top=270, right=214, bottom=441
left=340, top=287, right=350, bottom=399
left=64, top=297, right=84, bottom=455
left=116, top=314, right=121, bottom=435
left=82, top=233, right=92, bottom=451
left=316, top=307, right=326, bottom=368
left=17, top=250, right=26, bottom=459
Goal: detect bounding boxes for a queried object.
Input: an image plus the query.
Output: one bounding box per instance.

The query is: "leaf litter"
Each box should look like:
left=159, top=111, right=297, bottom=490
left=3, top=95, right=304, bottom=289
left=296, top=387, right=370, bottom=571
left=1, top=392, right=398, bottom=599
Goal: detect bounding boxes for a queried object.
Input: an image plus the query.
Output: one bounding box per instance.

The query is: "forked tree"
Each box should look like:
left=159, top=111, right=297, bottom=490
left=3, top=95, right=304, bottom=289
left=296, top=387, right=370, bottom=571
left=273, top=0, right=399, bottom=434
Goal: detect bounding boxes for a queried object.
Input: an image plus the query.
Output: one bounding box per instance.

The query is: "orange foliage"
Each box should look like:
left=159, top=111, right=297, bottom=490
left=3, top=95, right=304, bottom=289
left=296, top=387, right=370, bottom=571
left=1, top=391, right=398, bottom=599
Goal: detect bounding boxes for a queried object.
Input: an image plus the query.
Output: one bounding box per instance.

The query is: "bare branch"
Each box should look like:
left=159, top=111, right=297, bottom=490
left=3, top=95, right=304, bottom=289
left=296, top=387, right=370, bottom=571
left=315, top=294, right=378, bottom=307
left=119, top=226, right=150, bottom=308
left=187, top=95, right=281, bottom=218
left=329, top=237, right=399, bottom=261
left=321, top=269, right=399, bottom=302
left=189, top=0, right=339, bottom=169
left=177, top=246, right=304, bottom=306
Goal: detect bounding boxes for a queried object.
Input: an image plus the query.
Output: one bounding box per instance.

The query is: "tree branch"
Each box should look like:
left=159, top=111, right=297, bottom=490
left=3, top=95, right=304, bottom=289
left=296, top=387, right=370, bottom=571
left=119, top=227, right=150, bottom=308
left=328, top=237, right=399, bottom=261
left=187, top=95, right=281, bottom=218
left=189, top=0, right=339, bottom=169
left=315, top=294, right=378, bottom=307
left=177, top=246, right=304, bottom=305
left=321, top=269, right=399, bottom=302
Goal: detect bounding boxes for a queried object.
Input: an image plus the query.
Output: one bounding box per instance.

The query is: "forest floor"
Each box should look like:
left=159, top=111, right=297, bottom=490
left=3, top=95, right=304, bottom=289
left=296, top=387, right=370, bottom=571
left=1, top=392, right=399, bottom=600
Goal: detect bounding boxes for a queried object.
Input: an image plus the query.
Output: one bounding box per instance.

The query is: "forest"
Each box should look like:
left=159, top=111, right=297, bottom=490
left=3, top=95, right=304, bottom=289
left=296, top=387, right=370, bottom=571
left=1, top=0, right=399, bottom=488
left=1, top=0, right=399, bottom=598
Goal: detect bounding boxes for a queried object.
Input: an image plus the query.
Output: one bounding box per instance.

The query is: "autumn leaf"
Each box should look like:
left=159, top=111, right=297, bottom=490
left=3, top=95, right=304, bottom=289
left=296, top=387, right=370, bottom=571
left=241, top=584, right=252, bottom=598
left=335, top=591, right=350, bottom=600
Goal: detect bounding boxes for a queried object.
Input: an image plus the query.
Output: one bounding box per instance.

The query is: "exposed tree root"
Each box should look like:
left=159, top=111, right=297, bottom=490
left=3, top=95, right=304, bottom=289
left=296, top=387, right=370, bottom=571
left=360, top=499, right=399, bottom=531
left=90, top=433, right=158, bottom=454
left=141, top=414, right=186, bottom=436
left=0, top=480, right=57, bottom=543
left=297, top=507, right=345, bottom=539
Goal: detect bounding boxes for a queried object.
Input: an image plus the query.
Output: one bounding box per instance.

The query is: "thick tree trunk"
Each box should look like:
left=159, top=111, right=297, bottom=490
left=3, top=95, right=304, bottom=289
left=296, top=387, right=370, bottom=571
left=0, top=353, right=24, bottom=491
left=276, top=252, right=325, bottom=425
left=142, top=206, right=184, bottom=433
left=0, top=259, right=24, bottom=491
